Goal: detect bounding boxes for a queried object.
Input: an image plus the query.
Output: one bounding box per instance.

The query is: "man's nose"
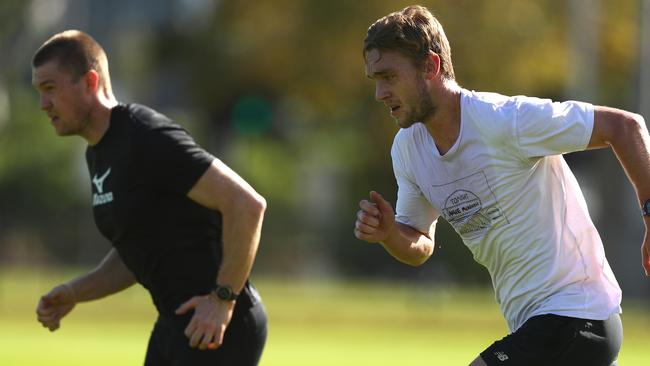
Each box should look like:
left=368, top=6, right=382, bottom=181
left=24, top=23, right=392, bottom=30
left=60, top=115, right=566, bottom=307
left=375, top=83, right=390, bottom=102
left=39, top=94, right=51, bottom=111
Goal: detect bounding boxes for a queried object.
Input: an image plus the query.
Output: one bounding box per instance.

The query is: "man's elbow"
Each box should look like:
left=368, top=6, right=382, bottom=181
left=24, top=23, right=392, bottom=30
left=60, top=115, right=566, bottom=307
left=244, top=191, right=267, bottom=218
left=623, top=113, right=648, bottom=138
left=255, top=194, right=267, bottom=215
left=405, top=255, right=431, bottom=267
left=405, top=246, right=434, bottom=267
left=592, top=108, right=647, bottom=148
left=633, top=112, right=646, bottom=126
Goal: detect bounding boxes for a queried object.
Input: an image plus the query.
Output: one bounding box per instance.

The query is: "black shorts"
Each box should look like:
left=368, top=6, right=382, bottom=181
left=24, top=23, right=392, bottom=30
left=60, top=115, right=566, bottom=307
left=144, top=293, right=267, bottom=366
left=480, top=313, right=622, bottom=366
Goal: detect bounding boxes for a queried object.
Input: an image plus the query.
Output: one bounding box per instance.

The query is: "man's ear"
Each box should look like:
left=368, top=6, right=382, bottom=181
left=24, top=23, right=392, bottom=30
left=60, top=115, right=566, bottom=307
left=423, top=51, right=441, bottom=80
left=82, top=69, right=101, bottom=94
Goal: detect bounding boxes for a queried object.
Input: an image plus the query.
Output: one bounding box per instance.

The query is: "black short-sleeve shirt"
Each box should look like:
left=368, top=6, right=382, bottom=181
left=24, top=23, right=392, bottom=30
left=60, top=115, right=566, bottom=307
left=86, top=103, right=221, bottom=315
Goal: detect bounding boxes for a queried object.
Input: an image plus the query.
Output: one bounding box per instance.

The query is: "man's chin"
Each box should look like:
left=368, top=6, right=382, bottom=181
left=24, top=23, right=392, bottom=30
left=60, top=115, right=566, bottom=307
left=395, top=118, right=416, bottom=129
left=52, top=127, right=75, bottom=137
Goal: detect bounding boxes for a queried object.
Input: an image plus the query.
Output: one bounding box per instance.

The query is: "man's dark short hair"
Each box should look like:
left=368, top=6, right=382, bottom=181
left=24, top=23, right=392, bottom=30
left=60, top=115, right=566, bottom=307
left=32, top=30, right=110, bottom=87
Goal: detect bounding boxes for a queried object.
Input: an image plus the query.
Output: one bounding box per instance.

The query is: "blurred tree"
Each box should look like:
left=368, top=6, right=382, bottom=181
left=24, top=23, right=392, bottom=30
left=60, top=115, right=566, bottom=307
left=0, top=0, right=110, bottom=265
left=0, top=0, right=647, bottom=296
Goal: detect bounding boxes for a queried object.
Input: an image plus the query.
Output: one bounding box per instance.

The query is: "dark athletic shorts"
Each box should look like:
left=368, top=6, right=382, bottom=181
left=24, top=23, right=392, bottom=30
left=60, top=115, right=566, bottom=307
left=144, top=290, right=267, bottom=366
left=480, top=313, right=622, bottom=366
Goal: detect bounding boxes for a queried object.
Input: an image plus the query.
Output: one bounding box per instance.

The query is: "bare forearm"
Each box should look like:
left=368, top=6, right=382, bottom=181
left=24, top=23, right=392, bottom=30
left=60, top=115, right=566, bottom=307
left=610, top=113, right=650, bottom=276
left=217, top=194, right=266, bottom=293
left=381, top=222, right=434, bottom=266
left=591, top=107, right=650, bottom=274
left=592, top=107, right=650, bottom=203
left=67, top=248, right=136, bottom=302
left=186, top=159, right=267, bottom=293
left=610, top=115, right=650, bottom=203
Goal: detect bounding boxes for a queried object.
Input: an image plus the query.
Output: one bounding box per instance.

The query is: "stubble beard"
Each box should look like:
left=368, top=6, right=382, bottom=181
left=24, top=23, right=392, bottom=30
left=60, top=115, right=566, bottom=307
left=398, top=77, right=436, bottom=128
left=57, top=104, right=92, bottom=137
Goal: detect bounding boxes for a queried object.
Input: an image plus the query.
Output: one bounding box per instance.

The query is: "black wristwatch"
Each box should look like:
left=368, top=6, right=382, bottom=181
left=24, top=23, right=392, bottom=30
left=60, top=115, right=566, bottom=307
left=211, top=284, right=239, bottom=301
left=643, top=199, right=650, bottom=216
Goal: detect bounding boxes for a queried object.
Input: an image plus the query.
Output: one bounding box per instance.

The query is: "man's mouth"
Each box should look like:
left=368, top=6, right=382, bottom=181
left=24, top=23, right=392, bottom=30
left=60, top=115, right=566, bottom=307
left=390, top=106, right=400, bottom=114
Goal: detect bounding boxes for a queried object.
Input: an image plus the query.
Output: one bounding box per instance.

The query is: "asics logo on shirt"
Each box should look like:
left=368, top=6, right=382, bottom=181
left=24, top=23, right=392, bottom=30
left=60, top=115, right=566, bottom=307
left=92, top=167, right=114, bottom=206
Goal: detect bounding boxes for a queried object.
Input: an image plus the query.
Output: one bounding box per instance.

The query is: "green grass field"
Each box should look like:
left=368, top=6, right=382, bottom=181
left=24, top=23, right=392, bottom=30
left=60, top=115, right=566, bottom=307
left=1, top=267, right=648, bottom=365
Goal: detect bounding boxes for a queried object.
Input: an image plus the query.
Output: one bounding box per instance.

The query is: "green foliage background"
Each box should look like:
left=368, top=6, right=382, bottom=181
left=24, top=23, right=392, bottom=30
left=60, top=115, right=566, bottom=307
left=2, top=0, right=649, bottom=286
left=0, top=1, right=649, bottom=363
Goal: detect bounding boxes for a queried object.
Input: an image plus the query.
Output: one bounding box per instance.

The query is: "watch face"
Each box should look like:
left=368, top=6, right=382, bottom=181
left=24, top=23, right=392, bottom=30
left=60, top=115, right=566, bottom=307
left=216, top=286, right=233, bottom=300
left=644, top=200, right=650, bottom=215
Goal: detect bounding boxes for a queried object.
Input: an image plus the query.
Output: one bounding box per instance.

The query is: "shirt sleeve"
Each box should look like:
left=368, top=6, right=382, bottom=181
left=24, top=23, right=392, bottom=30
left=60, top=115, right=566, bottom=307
left=391, top=138, right=439, bottom=234
left=140, top=124, right=215, bottom=195
left=514, top=97, right=594, bottom=158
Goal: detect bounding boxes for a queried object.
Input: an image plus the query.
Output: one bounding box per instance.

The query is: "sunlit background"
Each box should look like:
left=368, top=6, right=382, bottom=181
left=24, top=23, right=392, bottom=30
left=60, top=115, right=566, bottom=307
left=1, top=0, right=649, bottom=365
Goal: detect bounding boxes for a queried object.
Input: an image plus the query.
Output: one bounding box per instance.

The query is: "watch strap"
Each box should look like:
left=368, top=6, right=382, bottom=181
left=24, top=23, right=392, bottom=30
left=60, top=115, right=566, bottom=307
left=210, top=284, right=239, bottom=301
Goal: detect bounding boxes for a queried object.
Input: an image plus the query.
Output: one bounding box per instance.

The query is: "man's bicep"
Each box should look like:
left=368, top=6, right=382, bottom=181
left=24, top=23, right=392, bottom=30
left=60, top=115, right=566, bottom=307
left=187, top=159, right=251, bottom=212
left=587, top=106, right=632, bottom=149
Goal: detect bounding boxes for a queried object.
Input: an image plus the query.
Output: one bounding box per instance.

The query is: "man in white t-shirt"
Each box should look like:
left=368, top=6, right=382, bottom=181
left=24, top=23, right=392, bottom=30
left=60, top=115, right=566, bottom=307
left=354, top=5, right=650, bottom=366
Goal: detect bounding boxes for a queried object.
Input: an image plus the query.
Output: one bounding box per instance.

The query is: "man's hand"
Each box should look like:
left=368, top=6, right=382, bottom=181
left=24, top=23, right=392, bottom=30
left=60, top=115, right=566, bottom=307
left=354, top=191, right=396, bottom=243
left=175, top=295, right=235, bottom=350
left=36, top=284, right=77, bottom=331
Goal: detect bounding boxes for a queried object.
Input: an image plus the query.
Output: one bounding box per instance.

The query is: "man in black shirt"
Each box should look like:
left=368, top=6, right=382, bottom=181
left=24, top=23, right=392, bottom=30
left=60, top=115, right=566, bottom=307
left=32, top=30, right=267, bottom=365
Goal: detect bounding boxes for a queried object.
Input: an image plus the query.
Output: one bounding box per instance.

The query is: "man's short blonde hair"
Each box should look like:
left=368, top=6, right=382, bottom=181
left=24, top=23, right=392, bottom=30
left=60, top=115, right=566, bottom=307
left=364, top=5, right=455, bottom=80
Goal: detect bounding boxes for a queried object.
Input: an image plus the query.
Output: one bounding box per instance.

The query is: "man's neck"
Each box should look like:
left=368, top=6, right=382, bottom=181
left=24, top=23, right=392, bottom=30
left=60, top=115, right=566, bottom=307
left=83, top=96, right=118, bottom=146
left=423, top=80, right=461, bottom=156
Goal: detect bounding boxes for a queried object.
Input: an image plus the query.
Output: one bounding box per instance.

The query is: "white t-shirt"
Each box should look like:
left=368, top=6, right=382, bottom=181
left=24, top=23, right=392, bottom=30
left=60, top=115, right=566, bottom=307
left=392, top=89, right=622, bottom=331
